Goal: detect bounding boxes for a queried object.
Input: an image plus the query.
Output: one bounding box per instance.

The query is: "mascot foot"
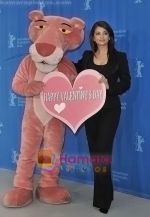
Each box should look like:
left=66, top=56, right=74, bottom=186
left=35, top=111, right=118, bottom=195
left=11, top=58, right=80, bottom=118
left=2, top=187, right=33, bottom=208
left=36, top=186, right=71, bottom=204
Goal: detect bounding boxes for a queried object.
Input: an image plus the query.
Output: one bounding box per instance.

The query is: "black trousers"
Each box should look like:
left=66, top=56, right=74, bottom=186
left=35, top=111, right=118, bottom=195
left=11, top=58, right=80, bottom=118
left=85, top=106, right=121, bottom=209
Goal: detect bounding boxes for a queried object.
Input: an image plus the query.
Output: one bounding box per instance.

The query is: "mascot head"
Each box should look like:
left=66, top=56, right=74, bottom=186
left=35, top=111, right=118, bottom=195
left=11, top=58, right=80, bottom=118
left=28, top=10, right=85, bottom=73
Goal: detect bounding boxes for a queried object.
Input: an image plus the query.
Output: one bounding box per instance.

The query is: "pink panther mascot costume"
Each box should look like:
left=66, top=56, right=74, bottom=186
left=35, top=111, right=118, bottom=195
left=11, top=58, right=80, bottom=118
left=3, top=10, right=85, bottom=207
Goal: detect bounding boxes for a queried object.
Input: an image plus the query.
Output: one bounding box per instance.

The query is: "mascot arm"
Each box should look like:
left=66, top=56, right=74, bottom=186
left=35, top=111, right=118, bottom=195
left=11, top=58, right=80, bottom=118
left=58, top=57, right=77, bottom=85
left=12, top=56, right=44, bottom=97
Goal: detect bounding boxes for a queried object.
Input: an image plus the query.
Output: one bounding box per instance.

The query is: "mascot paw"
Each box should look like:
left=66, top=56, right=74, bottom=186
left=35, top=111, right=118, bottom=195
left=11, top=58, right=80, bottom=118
left=36, top=186, right=71, bottom=204
left=2, top=187, right=33, bottom=208
left=27, top=80, right=44, bottom=96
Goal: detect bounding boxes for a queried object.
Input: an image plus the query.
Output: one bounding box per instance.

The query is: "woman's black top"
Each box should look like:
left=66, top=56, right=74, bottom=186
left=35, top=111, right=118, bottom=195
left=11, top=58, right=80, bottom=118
left=74, top=50, right=131, bottom=108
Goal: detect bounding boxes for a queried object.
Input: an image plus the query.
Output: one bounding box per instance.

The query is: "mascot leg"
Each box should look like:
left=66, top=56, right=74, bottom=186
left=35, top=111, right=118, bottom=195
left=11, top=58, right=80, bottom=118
left=3, top=112, right=43, bottom=207
left=36, top=118, right=71, bottom=204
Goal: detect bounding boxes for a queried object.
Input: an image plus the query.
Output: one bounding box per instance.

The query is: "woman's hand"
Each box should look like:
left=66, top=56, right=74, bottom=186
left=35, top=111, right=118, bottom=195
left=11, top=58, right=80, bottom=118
left=99, top=75, right=109, bottom=89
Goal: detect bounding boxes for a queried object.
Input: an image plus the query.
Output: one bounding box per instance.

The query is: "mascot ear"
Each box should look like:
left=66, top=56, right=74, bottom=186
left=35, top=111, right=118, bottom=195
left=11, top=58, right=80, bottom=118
left=71, top=17, right=85, bottom=30
left=29, top=10, right=44, bottom=21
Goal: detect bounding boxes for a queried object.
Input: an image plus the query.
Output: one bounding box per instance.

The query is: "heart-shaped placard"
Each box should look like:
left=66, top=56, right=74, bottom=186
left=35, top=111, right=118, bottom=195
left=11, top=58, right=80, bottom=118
left=40, top=69, right=106, bottom=133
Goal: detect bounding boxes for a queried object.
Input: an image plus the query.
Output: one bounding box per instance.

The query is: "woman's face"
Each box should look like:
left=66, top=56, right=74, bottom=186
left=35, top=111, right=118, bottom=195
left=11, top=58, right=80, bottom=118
left=93, top=26, right=110, bottom=47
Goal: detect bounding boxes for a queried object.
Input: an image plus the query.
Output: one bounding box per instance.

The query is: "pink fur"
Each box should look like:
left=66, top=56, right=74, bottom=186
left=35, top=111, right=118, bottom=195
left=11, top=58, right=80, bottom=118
left=2, top=10, right=85, bottom=207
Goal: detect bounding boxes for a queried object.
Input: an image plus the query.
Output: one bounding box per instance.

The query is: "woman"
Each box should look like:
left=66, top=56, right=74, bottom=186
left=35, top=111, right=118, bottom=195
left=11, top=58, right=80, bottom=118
left=75, top=21, right=131, bottom=214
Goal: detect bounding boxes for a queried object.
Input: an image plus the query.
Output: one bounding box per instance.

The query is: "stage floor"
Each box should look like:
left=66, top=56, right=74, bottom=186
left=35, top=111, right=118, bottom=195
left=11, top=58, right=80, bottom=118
left=0, top=169, right=149, bottom=217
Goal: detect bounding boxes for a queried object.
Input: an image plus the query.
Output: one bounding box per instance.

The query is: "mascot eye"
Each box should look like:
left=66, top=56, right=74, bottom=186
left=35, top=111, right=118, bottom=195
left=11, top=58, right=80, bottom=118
left=35, top=25, right=46, bottom=30
left=59, top=28, right=72, bottom=34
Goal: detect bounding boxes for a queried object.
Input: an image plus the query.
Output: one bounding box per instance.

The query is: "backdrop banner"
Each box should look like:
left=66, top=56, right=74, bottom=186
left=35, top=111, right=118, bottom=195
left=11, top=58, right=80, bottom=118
left=0, top=0, right=149, bottom=199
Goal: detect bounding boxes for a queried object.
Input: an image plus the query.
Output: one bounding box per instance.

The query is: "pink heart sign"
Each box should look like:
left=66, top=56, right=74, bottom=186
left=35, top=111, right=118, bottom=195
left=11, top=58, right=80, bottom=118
left=40, top=69, right=106, bottom=133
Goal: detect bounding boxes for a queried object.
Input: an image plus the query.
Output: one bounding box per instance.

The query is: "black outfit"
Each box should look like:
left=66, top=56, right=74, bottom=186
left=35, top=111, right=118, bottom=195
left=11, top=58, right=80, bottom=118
left=75, top=50, right=131, bottom=210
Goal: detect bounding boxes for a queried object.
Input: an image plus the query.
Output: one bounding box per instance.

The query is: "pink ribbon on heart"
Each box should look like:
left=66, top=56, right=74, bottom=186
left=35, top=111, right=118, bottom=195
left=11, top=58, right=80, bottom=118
left=40, top=69, right=106, bottom=133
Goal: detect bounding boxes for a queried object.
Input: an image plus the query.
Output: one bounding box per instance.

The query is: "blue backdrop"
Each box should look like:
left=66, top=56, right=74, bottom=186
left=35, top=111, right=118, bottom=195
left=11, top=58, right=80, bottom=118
left=0, top=0, right=150, bottom=199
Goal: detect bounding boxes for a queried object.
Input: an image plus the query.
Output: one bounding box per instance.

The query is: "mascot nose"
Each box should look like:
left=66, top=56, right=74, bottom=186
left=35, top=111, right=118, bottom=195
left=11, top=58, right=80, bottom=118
left=35, top=43, right=56, bottom=57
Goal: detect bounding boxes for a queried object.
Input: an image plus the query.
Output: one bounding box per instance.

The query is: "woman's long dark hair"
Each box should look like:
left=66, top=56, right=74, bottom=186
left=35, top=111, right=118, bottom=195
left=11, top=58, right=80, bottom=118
left=89, top=21, right=115, bottom=58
